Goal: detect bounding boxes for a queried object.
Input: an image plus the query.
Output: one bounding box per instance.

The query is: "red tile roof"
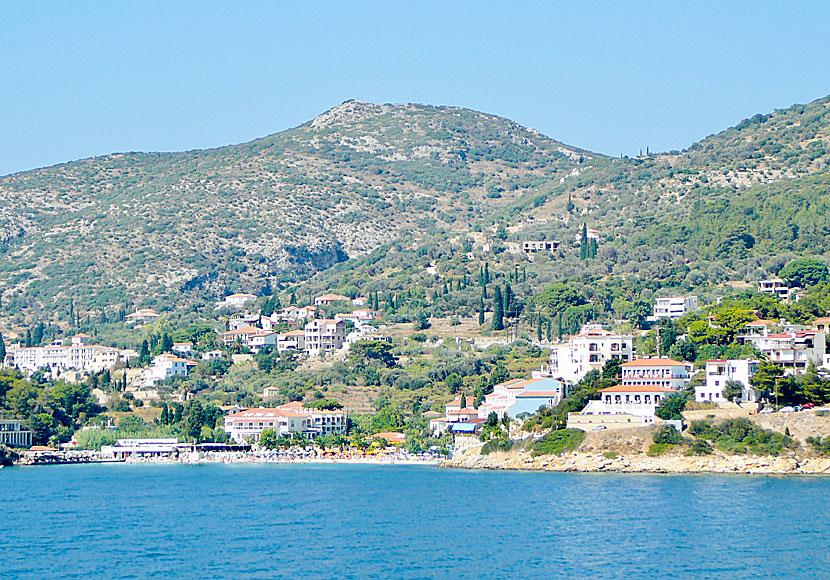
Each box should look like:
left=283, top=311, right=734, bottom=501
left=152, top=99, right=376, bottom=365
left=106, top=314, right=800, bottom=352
left=599, top=384, right=676, bottom=393
left=622, top=359, right=686, bottom=367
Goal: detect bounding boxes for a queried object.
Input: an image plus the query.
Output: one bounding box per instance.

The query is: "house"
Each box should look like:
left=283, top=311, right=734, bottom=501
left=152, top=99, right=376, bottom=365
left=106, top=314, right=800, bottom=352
left=125, top=308, right=161, bottom=324
left=223, top=404, right=348, bottom=443
left=696, top=360, right=760, bottom=404
left=228, top=312, right=261, bottom=331
left=247, top=331, right=279, bottom=349
left=334, top=309, right=377, bottom=327
left=314, top=293, right=351, bottom=307
left=522, top=240, right=560, bottom=254
left=172, top=342, right=193, bottom=355
left=758, top=279, right=789, bottom=300
left=621, top=359, right=691, bottom=390
left=567, top=384, right=675, bottom=430
left=304, top=319, right=347, bottom=355
left=352, top=296, right=368, bottom=307
left=202, top=350, right=224, bottom=361
left=476, top=378, right=567, bottom=420
left=653, top=296, right=699, bottom=319
left=145, top=354, right=191, bottom=386
left=573, top=228, right=600, bottom=244
left=550, top=324, right=634, bottom=384
left=90, top=346, right=122, bottom=373
left=812, top=317, right=830, bottom=332
left=276, top=305, right=318, bottom=322
left=0, top=418, right=32, bottom=448
left=219, top=325, right=262, bottom=347
left=276, top=330, right=306, bottom=352
left=215, top=293, right=258, bottom=311
left=743, top=330, right=826, bottom=374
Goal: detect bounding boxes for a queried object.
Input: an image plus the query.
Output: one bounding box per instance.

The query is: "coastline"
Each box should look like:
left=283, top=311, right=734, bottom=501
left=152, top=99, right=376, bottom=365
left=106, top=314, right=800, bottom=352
left=443, top=445, right=830, bottom=475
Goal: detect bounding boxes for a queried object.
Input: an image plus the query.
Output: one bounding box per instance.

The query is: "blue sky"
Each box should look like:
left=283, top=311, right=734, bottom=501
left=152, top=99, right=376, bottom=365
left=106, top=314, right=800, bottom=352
left=2, top=1, right=829, bottom=175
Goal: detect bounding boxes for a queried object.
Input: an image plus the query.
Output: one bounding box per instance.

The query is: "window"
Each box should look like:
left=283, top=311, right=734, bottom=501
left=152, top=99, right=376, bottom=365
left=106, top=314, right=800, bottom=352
left=589, top=343, right=598, bottom=352
left=589, top=354, right=599, bottom=362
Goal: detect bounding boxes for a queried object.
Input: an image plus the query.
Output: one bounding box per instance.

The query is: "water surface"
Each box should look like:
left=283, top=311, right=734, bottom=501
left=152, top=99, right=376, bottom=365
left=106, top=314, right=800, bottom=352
left=2, top=463, right=828, bottom=579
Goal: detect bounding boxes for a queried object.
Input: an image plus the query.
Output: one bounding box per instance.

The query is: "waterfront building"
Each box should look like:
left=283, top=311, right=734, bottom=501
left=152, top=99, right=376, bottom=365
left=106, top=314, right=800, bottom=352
left=223, top=403, right=348, bottom=443
left=0, top=418, right=32, bottom=448
left=567, top=384, right=674, bottom=430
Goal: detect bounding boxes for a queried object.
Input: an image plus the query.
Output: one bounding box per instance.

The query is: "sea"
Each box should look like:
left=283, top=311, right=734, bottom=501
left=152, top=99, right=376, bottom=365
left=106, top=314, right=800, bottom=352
left=2, top=463, right=828, bottom=579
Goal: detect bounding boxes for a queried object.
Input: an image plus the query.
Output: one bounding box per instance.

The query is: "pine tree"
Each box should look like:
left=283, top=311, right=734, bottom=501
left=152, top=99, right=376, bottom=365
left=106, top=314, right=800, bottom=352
left=492, top=286, right=505, bottom=331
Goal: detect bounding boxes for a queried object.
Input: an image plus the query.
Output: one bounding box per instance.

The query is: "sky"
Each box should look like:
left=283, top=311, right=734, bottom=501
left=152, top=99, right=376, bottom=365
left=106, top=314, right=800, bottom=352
left=2, top=1, right=830, bottom=176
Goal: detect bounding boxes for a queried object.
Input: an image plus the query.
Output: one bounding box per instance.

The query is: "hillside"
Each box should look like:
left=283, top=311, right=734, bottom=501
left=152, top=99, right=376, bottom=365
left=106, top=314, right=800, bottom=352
left=0, top=100, right=591, bottom=321
left=2, top=96, right=830, bottom=325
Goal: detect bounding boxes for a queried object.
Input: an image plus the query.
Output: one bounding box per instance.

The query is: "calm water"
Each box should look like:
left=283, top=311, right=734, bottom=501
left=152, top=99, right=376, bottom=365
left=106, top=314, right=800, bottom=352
left=2, top=463, right=829, bottom=579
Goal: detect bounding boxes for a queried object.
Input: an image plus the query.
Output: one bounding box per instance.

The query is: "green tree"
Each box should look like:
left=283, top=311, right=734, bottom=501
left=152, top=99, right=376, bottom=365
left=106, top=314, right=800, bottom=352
left=349, top=341, right=398, bottom=369
left=492, top=286, right=504, bottom=331
left=445, top=373, right=462, bottom=394
left=579, top=223, right=589, bottom=260
left=0, top=335, right=5, bottom=362
left=259, top=428, right=279, bottom=449
left=654, top=392, right=687, bottom=420
left=490, top=362, right=510, bottom=386
left=414, top=310, right=431, bottom=331
left=779, top=257, right=829, bottom=288
left=478, top=297, right=485, bottom=326
left=722, top=380, right=745, bottom=404
left=751, top=362, right=785, bottom=404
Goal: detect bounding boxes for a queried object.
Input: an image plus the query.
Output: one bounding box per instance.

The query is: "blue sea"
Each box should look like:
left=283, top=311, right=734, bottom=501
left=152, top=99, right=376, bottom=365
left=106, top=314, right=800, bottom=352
left=2, top=463, right=829, bottom=579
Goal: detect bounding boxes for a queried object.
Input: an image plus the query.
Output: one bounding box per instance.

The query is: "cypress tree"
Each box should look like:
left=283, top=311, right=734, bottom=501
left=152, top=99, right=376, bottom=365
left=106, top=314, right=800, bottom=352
left=536, top=317, right=542, bottom=342
left=460, top=394, right=467, bottom=409
left=589, top=237, right=598, bottom=259
left=484, top=262, right=490, bottom=285
left=160, top=404, right=169, bottom=425
left=492, top=286, right=505, bottom=331
left=546, top=319, right=553, bottom=342
left=503, top=283, right=514, bottom=318
left=0, top=335, right=5, bottom=362
left=579, top=223, right=589, bottom=261
left=478, top=298, right=485, bottom=325
left=522, top=267, right=527, bottom=283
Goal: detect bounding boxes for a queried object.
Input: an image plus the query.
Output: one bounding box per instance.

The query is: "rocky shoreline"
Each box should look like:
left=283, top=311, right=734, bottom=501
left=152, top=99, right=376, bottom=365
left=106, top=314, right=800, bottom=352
left=443, top=445, right=830, bottom=475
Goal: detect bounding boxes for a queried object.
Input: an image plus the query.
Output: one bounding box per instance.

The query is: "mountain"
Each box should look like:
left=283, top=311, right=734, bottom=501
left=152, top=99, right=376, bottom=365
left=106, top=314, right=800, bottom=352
left=0, top=100, right=593, bottom=319
left=2, top=95, right=830, bottom=323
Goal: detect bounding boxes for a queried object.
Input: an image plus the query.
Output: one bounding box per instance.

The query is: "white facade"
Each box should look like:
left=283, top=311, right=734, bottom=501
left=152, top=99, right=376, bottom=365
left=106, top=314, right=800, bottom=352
left=13, top=335, right=121, bottom=374
left=0, top=418, right=32, bottom=448
left=550, top=325, right=634, bottom=384
left=172, top=342, right=193, bottom=355
left=567, top=384, right=674, bottom=429
left=758, top=279, right=789, bottom=300
left=744, top=330, right=826, bottom=374
left=125, top=309, right=161, bottom=324
left=145, top=354, right=189, bottom=386
left=621, top=359, right=690, bottom=390
left=276, top=330, right=306, bottom=352
left=215, top=293, right=257, bottom=311
left=224, top=403, right=348, bottom=443
left=696, top=359, right=760, bottom=403
left=653, top=296, right=699, bottom=319
left=314, top=293, right=351, bottom=306
left=304, top=319, right=346, bottom=355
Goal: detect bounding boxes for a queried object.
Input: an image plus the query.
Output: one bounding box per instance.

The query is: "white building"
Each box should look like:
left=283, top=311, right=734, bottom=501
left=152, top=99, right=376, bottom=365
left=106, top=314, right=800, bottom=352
left=758, top=279, right=789, bottom=300
left=304, top=319, right=347, bottom=355
left=13, top=334, right=122, bottom=374
left=334, top=309, right=377, bottom=327
left=653, top=296, right=699, bottom=319
left=215, top=293, right=258, bottom=311
left=172, top=342, right=193, bottom=355
left=567, top=384, right=674, bottom=430
left=201, top=350, right=224, bottom=361
left=228, top=312, right=261, bottom=331
left=621, top=359, right=690, bottom=390
left=696, top=359, right=761, bottom=404
left=223, top=402, right=348, bottom=443
left=314, top=293, right=351, bottom=307
left=276, top=330, right=306, bottom=352
left=522, top=240, right=560, bottom=254
left=550, top=325, right=634, bottom=384
left=145, top=354, right=191, bottom=386
left=744, top=330, right=826, bottom=374
left=0, top=418, right=32, bottom=448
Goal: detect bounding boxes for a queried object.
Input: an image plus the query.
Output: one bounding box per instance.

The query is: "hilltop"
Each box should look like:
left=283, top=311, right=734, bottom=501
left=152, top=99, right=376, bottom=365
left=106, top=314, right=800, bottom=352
left=0, top=100, right=590, bottom=321
left=2, top=95, right=830, bottom=325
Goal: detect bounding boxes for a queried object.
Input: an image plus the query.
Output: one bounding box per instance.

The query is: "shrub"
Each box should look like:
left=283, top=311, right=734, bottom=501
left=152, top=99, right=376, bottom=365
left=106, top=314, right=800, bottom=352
left=684, top=440, right=713, bottom=456
left=481, top=437, right=514, bottom=455
left=530, top=429, right=585, bottom=456
left=648, top=443, right=672, bottom=456
left=653, top=424, right=683, bottom=445
left=603, top=451, right=619, bottom=459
